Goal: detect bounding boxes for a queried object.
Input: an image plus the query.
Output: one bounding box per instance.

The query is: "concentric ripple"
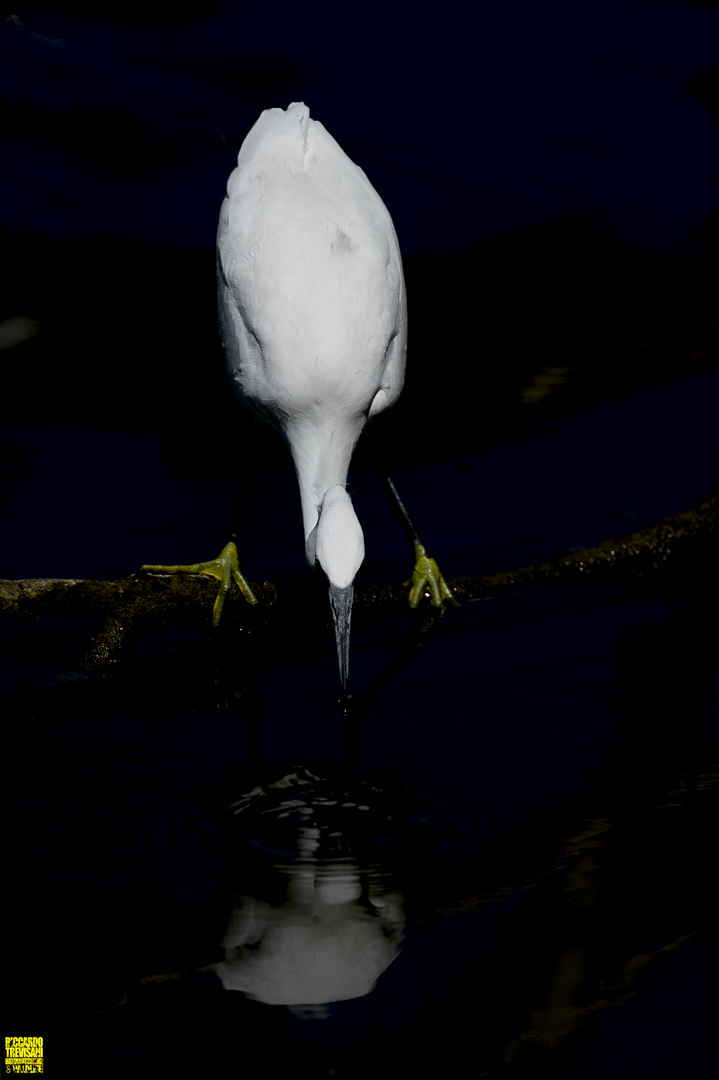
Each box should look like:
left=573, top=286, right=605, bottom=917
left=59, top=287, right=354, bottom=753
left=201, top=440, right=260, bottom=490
left=126, top=759, right=500, bottom=890
left=217, top=758, right=500, bottom=873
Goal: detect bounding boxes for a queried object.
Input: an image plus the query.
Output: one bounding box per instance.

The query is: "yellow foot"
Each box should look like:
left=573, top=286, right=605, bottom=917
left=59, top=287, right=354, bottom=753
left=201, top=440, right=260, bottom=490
left=141, top=541, right=258, bottom=627
left=405, top=540, right=456, bottom=609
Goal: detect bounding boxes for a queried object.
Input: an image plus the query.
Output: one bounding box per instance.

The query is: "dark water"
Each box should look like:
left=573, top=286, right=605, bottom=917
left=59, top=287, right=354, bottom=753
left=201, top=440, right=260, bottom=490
left=3, top=357, right=719, bottom=1078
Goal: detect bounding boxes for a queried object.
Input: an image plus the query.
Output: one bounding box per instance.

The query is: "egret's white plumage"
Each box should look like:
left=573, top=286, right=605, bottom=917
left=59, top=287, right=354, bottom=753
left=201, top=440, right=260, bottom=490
left=216, top=102, right=407, bottom=687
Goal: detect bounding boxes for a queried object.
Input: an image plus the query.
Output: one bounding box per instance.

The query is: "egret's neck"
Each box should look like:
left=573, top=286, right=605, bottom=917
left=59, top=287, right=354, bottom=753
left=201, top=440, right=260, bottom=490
left=284, top=413, right=366, bottom=542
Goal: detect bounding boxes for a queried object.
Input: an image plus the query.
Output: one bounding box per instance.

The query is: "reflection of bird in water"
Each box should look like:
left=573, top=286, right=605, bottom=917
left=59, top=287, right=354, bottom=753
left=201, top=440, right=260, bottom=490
left=216, top=833, right=404, bottom=1014
left=144, top=103, right=451, bottom=691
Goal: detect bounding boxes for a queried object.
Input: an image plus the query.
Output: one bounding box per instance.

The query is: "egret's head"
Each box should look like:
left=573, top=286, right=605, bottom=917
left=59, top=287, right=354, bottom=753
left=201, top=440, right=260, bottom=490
left=306, top=485, right=364, bottom=590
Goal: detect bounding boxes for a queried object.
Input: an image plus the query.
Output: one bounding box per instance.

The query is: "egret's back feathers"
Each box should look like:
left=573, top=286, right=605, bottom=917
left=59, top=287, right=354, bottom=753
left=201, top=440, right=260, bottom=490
left=218, top=102, right=406, bottom=428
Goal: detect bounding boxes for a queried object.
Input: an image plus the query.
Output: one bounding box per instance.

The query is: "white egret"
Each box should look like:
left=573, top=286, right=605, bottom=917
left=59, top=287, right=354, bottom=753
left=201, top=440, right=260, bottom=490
left=144, top=103, right=452, bottom=692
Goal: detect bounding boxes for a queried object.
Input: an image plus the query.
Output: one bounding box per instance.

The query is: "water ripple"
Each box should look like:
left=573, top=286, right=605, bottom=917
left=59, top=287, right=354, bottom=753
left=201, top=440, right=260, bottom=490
left=217, top=759, right=499, bottom=874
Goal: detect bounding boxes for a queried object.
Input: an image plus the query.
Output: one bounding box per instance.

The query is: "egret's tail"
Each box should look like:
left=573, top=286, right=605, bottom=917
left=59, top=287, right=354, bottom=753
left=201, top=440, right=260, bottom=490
left=229, top=102, right=313, bottom=193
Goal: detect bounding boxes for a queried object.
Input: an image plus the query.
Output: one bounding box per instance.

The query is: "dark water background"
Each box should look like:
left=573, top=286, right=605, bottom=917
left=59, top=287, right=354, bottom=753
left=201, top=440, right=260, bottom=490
left=2, top=3, right=719, bottom=1077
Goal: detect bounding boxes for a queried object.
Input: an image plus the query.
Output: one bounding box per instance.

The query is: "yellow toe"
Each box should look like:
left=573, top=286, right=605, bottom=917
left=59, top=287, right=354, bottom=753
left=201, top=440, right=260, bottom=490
left=141, top=541, right=258, bottom=625
left=405, top=542, right=456, bottom=609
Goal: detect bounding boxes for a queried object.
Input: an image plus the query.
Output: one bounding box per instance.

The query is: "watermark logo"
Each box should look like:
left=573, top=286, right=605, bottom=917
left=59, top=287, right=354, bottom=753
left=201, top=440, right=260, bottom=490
left=4, top=1037, right=43, bottom=1074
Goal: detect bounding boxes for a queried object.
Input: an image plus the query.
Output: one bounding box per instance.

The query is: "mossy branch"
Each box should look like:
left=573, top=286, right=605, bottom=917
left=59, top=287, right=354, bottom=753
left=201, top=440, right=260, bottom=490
left=1, top=492, right=716, bottom=668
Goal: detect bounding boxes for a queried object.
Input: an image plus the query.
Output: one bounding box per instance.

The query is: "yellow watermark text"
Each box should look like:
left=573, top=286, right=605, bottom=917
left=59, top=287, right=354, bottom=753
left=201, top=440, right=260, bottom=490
left=4, top=1037, right=44, bottom=1074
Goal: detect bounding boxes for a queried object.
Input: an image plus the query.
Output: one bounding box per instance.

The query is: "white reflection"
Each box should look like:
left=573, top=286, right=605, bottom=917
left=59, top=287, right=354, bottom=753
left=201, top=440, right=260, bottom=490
left=216, top=827, right=404, bottom=1011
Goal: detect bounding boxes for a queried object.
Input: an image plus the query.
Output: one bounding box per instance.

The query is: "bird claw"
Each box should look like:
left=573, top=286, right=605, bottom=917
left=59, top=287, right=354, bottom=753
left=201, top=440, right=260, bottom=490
left=405, top=541, right=456, bottom=609
left=141, top=541, right=258, bottom=626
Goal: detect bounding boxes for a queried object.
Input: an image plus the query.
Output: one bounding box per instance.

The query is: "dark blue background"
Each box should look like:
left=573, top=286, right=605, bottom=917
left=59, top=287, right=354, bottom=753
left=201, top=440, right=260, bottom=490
left=2, top=0, right=719, bottom=254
